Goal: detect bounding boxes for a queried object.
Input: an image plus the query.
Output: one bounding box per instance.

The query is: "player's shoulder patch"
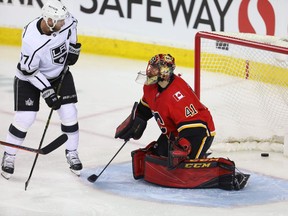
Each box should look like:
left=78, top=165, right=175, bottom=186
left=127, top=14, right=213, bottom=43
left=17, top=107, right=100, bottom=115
left=173, top=91, right=185, bottom=102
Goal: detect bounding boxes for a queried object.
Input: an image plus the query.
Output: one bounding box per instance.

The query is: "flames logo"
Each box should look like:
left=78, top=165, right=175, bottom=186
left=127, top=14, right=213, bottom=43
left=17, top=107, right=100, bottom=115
left=239, top=0, right=275, bottom=35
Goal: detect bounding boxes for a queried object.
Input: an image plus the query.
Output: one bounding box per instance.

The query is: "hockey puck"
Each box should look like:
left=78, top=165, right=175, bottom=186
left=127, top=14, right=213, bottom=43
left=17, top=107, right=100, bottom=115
left=261, top=153, right=269, bottom=157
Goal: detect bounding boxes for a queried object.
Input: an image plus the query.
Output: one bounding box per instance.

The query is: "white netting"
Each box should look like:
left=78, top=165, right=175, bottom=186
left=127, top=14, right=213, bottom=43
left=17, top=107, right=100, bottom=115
left=196, top=32, right=288, bottom=152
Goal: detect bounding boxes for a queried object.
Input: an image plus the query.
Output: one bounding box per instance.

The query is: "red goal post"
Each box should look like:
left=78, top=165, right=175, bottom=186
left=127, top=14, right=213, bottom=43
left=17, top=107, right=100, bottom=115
left=194, top=31, right=288, bottom=154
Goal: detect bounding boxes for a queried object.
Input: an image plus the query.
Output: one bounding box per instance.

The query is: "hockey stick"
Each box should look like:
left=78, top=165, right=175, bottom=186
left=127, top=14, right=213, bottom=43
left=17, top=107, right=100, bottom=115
left=25, top=66, right=69, bottom=191
left=87, top=102, right=139, bottom=183
left=167, top=133, right=176, bottom=170
left=0, top=134, right=67, bottom=155
left=87, top=139, right=129, bottom=183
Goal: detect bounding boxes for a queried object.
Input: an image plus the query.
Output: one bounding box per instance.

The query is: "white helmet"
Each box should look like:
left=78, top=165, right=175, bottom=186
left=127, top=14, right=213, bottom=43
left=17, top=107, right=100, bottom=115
left=42, top=0, right=68, bottom=31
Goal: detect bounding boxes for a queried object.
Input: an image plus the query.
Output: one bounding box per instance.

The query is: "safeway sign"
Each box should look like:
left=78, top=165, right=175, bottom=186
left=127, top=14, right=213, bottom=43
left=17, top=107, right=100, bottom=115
left=0, top=0, right=287, bottom=49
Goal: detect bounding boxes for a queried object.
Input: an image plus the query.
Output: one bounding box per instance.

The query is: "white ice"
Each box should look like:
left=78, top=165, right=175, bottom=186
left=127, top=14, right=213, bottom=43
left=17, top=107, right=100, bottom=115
left=0, top=46, right=288, bottom=216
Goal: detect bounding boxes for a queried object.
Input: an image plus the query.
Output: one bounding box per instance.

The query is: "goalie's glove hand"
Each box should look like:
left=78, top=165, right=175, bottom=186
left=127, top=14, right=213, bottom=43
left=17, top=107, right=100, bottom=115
left=67, top=43, right=81, bottom=65
left=42, top=86, right=61, bottom=110
left=171, top=138, right=191, bottom=158
left=117, top=116, right=147, bottom=141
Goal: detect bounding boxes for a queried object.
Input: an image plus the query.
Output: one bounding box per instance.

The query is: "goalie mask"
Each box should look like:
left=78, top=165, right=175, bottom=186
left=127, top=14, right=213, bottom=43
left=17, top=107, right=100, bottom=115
left=137, top=54, right=175, bottom=87
left=42, top=0, right=69, bottom=32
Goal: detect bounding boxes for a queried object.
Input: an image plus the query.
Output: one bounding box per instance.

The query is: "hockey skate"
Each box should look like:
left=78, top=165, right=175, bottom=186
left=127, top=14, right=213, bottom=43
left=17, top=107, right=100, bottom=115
left=65, top=149, right=82, bottom=176
left=1, top=152, right=16, bottom=180
left=233, top=172, right=250, bottom=190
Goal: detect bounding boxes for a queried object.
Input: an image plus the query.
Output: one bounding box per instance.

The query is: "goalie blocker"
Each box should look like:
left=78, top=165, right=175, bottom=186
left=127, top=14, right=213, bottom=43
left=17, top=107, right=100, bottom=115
left=115, top=102, right=147, bottom=141
left=131, top=143, right=250, bottom=190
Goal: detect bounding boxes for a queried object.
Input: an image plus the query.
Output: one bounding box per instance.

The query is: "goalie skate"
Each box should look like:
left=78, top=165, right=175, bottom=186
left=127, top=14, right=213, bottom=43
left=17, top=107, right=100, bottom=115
left=234, top=173, right=250, bottom=190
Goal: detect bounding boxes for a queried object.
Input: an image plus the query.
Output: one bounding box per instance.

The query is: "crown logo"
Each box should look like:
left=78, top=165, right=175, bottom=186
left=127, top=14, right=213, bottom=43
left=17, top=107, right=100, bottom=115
left=25, top=98, right=34, bottom=106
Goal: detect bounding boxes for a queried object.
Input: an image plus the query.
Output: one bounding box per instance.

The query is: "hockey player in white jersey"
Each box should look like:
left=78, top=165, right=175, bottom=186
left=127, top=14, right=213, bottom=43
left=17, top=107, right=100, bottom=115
left=1, top=0, right=82, bottom=179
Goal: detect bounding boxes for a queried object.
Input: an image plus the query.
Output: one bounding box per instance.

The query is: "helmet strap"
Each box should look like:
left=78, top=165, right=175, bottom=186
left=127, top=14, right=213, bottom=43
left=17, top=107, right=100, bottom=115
left=45, top=18, right=57, bottom=32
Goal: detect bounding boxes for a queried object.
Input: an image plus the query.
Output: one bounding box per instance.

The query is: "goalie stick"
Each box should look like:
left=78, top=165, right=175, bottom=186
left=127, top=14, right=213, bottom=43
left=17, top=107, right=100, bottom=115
left=87, top=139, right=129, bottom=183
left=88, top=102, right=138, bottom=183
left=0, top=134, right=68, bottom=155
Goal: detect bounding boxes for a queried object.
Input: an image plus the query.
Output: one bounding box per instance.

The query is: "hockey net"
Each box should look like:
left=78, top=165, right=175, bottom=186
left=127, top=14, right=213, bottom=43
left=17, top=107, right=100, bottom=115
left=194, top=31, right=288, bottom=153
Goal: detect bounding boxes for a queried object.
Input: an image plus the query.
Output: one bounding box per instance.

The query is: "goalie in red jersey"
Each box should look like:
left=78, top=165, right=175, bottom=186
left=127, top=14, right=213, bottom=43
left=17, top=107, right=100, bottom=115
left=115, top=54, right=249, bottom=190
left=117, top=53, right=215, bottom=160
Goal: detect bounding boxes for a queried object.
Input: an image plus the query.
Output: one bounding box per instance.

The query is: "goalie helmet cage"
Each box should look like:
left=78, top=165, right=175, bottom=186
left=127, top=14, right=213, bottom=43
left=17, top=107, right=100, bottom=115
left=194, top=31, right=288, bottom=155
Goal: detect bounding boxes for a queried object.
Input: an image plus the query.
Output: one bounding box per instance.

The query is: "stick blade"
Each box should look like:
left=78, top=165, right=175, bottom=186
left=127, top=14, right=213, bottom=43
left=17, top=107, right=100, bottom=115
left=87, top=174, right=98, bottom=183
left=25, top=180, right=29, bottom=191
left=40, top=134, right=68, bottom=155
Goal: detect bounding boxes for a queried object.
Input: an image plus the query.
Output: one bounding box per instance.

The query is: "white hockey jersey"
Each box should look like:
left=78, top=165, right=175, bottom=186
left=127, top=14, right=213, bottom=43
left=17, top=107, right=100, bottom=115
left=16, top=13, right=78, bottom=91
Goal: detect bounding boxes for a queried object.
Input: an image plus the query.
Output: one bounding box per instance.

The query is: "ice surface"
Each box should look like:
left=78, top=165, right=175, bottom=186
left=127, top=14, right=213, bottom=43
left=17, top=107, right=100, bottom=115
left=0, top=46, right=288, bottom=216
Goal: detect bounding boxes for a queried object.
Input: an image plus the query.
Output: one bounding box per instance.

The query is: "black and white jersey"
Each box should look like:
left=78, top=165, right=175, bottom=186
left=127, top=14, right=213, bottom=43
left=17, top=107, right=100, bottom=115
left=16, top=13, right=78, bottom=91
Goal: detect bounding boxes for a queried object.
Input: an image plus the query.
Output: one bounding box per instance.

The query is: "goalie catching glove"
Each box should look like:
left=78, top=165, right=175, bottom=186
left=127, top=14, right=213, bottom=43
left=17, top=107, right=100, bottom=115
left=115, top=102, right=147, bottom=141
left=168, top=136, right=192, bottom=169
left=171, top=138, right=191, bottom=158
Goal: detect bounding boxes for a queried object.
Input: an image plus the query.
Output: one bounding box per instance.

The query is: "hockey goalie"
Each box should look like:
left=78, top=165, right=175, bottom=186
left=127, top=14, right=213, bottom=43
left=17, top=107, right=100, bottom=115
left=115, top=54, right=249, bottom=190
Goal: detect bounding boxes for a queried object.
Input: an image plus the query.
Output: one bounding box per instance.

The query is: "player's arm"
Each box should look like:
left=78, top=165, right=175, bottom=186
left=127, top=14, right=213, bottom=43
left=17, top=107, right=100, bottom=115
left=136, top=98, right=153, bottom=121
left=168, top=96, right=202, bottom=158
left=66, top=16, right=81, bottom=66
left=17, top=45, right=61, bottom=110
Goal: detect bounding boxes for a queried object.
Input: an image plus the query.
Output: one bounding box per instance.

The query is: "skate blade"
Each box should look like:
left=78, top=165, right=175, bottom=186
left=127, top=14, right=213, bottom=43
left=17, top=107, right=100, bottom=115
left=70, top=169, right=80, bottom=176
left=1, top=172, right=11, bottom=180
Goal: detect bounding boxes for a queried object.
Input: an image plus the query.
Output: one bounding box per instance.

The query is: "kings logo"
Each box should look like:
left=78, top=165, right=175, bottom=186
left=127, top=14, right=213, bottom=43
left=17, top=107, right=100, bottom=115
left=25, top=98, right=34, bottom=106
left=50, top=42, right=67, bottom=65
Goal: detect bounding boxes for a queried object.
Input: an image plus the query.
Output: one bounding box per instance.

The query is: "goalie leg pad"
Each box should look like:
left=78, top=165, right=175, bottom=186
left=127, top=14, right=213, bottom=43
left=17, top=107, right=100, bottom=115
left=131, top=141, right=156, bottom=179
left=143, top=156, right=249, bottom=190
left=131, top=149, right=146, bottom=179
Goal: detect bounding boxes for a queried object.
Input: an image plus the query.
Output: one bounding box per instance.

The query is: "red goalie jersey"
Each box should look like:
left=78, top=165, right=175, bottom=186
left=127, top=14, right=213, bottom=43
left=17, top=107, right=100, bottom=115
left=116, top=54, right=215, bottom=159
left=141, top=74, right=215, bottom=139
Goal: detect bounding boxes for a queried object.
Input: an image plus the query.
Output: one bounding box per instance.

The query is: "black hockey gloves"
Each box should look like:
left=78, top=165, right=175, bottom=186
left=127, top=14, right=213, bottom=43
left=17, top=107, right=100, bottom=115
left=42, top=86, right=61, bottom=110
left=115, top=102, right=147, bottom=141
left=67, top=43, right=81, bottom=65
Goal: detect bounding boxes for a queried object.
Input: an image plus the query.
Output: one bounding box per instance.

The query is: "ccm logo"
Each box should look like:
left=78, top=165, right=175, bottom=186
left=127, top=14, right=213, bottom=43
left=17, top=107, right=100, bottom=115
left=184, top=163, right=211, bottom=169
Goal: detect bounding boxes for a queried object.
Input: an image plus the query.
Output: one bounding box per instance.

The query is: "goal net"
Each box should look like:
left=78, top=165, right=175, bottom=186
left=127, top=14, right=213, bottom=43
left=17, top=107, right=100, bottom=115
left=194, top=31, right=288, bottom=153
